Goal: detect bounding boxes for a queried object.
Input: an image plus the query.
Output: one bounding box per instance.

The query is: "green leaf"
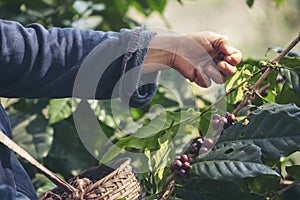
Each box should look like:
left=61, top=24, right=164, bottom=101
left=290, top=68, right=300, bottom=95
left=226, top=70, right=244, bottom=104
left=45, top=119, right=97, bottom=177
left=215, top=103, right=300, bottom=162
left=100, top=110, right=198, bottom=162
left=276, top=83, right=300, bottom=106
left=280, top=57, right=300, bottom=69
left=48, top=98, right=78, bottom=124
left=147, top=0, right=167, bottom=14
left=246, top=0, right=255, bottom=7
left=226, top=64, right=260, bottom=104
left=191, top=144, right=279, bottom=181
left=32, top=173, right=57, bottom=196
left=245, top=175, right=280, bottom=196
left=281, top=67, right=300, bottom=96
left=182, top=179, right=255, bottom=199
left=198, top=110, right=211, bottom=136
left=131, top=0, right=167, bottom=16
left=261, top=70, right=279, bottom=103
left=143, top=141, right=176, bottom=194
left=286, top=165, right=300, bottom=179
left=9, top=109, right=53, bottom=159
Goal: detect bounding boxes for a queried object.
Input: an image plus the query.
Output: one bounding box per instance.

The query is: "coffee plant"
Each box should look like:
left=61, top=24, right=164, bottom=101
left=1, top=0, right=300, bottom=200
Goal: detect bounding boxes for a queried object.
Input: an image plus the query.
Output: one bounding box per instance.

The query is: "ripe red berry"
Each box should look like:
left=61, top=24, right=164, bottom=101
left=174, top=160, right=183, bottom=169
left=220, top=117, right=228, bottom=125
left=174, top=155, right=181, bottom=161
left=183, top=162, right=191, bottom=170
left=212, top=119, right=220, bottom=130
left=212, top=114, right=221, bottom=120
left=179, top=169, right=186, bottom=176
left=228, top=114, right=236, bottom=122
left=181, top=154, right=189, bottom=163
left=204, top=138, right=215, bottom=146
left=199, top=147, right=208, bottom=154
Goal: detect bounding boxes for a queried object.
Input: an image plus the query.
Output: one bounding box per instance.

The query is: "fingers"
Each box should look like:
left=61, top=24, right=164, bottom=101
left=216, top=61, right=237, bottom=76
left=174, top=55, right=212, bottom=87
left=203, top=64, right=226, bottom=84
left=194, top=69, right=211, bottom=88
left=172, top=31, right=242, bottom=88
left=216, top=42, right=242, bottom=77
left=224, top=48, right=242, bottom=66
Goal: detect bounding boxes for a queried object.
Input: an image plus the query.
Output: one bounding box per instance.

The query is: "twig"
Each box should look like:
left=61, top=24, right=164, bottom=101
left=0, top=130, right=79, bottom=195
left=159, top=179, right=176, bottom=200
left=272, top=32, right=300, bottom=63
left=160, top=33, right=300, bottom=200
left=233, top=33, right=300, bottom=115
left=270, top=179, right=300, bottom=200
left=258, top=83, right=271, bottom=94
left=200, top=67, right=266, bottom=117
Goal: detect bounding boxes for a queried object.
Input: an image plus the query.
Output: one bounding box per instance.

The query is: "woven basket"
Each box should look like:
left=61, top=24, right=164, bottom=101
left=39, top=158, right=145, bottom=200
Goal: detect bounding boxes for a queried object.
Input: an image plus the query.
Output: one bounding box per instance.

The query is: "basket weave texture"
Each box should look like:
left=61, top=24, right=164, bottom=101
left=39, top=158, right=145, bottom=200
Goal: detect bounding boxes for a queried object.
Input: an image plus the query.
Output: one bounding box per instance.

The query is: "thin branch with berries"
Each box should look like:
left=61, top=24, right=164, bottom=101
left=159, top=32, right=300, bottom=200
left=233, top=33, right=300, bottom=115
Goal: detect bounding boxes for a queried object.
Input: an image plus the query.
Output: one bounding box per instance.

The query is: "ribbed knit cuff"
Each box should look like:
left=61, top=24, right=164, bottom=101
left=119, top=26, right=159, bottom=108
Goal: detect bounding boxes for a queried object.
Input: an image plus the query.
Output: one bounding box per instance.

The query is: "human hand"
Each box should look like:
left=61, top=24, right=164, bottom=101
left=144, top=31, right=242, bottom=87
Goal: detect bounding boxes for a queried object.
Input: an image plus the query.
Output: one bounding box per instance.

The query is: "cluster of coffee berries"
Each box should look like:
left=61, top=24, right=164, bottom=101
left=212, top=112, right=236, bottom=130
left=188, top=137, right=214, bottom=155
left=170, top=154, right=191, bottom=179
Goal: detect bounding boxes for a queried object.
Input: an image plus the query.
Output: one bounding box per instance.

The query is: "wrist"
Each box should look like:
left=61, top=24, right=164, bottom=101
left=143, top=34, right=181, bottom=74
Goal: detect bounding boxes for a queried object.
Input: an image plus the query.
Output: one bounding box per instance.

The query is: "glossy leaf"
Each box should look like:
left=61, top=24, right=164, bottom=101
left=226, top=64, right=260, bottom=104
left=280, top=57, right=300, bottom=69
left=100, top=109, right=198, bottom=162
left=215, top=103, right=300, bottom=162
left=191, top=144, right=279, bottom=181
left=245, top=175, right=280, bottom=196
left=182, top=179, right=257, bottom=200
left=281, top=67, right=300, bottom=96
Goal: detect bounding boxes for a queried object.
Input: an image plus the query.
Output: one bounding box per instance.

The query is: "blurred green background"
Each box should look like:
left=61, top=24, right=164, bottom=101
left=0, top=0, right=300, bottom=198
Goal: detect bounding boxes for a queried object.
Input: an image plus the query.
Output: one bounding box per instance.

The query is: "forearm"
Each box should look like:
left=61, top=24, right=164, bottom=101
left=0, top=19, right=117, bottom=98
left=0, top=20, right=159, bottom=107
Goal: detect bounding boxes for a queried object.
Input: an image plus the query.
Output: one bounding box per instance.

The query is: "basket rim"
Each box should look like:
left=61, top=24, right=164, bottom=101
left=39, top=157, right=142, bottom=200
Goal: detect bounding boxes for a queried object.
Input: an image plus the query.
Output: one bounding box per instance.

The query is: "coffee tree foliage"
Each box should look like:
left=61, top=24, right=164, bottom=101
left=1, top=0, right=300, bottom=199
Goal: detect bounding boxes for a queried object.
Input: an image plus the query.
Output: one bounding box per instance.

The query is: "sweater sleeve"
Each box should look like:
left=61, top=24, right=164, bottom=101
left=0, top=19, right=158, bottom=108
